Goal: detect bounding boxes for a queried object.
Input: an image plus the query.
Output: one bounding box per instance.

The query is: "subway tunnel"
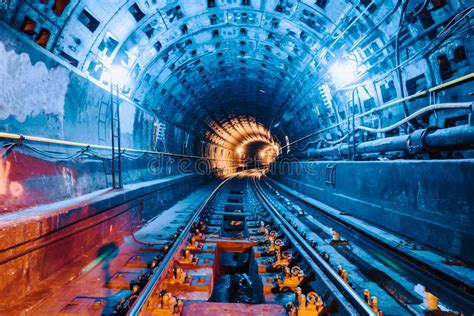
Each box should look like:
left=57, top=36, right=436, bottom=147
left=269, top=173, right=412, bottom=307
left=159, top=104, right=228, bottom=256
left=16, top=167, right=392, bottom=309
left=0, top=0, right=473, bottom=314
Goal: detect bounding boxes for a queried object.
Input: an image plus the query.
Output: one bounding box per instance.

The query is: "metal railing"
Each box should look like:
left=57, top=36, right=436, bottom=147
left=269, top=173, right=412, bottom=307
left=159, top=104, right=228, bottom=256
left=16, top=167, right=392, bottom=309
left=0, top=132, right=240, bottom=162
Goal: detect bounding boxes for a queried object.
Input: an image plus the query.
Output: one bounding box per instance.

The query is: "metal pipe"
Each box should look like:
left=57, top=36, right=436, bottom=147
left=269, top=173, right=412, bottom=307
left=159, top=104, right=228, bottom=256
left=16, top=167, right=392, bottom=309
left=355, top=135, right=408, bottom=154
left=303, top=125, right=474, bottom=158
left=425, top=125, right=474, bottom=147
left=293, top=102, right=471, bottom=155
left=357, top=102, right=472, bottom=133
left=281, top=73, right=474, bottom=150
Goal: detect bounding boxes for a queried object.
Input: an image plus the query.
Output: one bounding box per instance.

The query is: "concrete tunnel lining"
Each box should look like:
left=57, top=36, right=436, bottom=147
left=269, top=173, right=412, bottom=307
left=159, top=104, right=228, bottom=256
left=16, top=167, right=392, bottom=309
left=0, top=0, right=473, bottom=314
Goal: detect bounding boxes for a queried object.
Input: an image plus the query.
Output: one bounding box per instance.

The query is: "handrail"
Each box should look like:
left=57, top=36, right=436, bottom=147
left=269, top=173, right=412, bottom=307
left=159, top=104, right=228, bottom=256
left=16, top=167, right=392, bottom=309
left=281, top=72, right=474, bottom=149
left=0, top=132, right=240, bottom=162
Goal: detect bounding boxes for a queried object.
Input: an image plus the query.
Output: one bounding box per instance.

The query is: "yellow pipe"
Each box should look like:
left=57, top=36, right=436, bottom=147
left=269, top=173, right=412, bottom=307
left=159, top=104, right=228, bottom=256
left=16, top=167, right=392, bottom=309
left=428, top=72, right=474, bottom=93
left=0, top=132, right=237, bottom=162
left=357, top=90, right=427, bottom=119
left=0, top=132, right=22, bottom=140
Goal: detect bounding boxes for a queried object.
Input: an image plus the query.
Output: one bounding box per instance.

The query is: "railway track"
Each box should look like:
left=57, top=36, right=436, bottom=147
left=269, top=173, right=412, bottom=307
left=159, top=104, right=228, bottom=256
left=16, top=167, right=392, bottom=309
left=256, top=176, right=474, bottom=315
left=56, top=171, right=473, bottom=315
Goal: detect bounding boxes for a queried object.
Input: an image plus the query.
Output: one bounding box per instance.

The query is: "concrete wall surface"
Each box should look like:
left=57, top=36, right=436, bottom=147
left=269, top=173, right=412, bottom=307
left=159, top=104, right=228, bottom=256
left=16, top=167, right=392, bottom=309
left=0, top=144, right=211, bottom=213
left=272, top=160, right=474, bottom=264
left=0, top=23, right=213, bottom=212
left=0, top=23, right=191, bottom=152
left=0, top=174, right=207, bottom=303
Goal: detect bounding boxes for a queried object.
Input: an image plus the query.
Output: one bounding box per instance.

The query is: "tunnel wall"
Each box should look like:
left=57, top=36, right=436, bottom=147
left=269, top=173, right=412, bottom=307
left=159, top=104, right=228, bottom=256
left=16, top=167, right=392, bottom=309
left=0, top=24, right=214, bottom=213
left=272, top=160, right=474, bottom=264
left=0, top=173, right=207, bottom=303
left=0, top=144, right=211, bottom=213
left=1, top=23, right=136, bottom=147
left=0, top=24, right=218, bottom=304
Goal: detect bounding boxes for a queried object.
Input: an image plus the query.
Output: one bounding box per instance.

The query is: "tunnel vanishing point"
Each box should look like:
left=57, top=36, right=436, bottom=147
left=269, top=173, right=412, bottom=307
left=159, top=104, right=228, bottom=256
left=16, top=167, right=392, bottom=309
left=0, top=0, right=473, bottom=315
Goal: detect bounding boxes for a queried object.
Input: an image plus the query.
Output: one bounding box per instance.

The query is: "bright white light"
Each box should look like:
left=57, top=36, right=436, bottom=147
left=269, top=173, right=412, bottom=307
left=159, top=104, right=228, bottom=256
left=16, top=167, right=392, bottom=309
left=259, top=151, right=265, bottom=158
left=329, top=59, right=358, bottom=88
left=236, top=146, right=243, bottom=155
left=108, top=64, right=130, bottom=86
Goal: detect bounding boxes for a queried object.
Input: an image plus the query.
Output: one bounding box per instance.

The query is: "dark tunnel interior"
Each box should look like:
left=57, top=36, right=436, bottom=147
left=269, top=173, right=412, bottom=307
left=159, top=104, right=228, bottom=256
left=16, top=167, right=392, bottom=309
left=0, top=0, right=473, bottom=315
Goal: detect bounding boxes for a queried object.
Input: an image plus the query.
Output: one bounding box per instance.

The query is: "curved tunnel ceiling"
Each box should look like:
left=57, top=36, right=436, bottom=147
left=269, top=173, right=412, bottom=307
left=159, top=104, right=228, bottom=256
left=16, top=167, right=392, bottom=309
left=11, top=0, right=405, bottom=149
left=104, top=0, right=343, bottom=144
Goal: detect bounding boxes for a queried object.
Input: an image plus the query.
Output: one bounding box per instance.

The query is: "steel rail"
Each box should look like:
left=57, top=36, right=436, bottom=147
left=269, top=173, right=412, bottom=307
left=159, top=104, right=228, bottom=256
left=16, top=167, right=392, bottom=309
left=127, top=177, right=232, bottom=315
left=252, top=177, right=376, bottom=316
left=264, top=177, right=474, bottom=312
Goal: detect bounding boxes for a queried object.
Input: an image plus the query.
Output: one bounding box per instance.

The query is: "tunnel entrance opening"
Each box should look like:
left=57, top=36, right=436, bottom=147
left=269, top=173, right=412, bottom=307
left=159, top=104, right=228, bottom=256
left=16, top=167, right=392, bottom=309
left=205, top=116, right=279, bottom=177
left=238, top=140, right=279, bottom=170
left=234, top=140, right=280, bottom=174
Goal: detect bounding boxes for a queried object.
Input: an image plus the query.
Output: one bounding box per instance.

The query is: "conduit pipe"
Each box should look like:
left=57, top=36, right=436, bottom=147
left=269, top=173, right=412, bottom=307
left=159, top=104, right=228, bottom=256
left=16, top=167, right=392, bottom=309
left=297, top=125, right=474, bottom=158
left=357, top=102, right=472, bottom=133
left=281, top=73, right=474, bottom=151
left=294, top=102, right=471, bottom=153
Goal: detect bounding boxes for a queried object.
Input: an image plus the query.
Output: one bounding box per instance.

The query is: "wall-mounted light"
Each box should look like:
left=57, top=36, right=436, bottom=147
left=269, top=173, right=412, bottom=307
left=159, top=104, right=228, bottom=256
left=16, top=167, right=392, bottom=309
left=329, top=58, right=358, bottom=88
left=108, top=64, right=131, bottom=86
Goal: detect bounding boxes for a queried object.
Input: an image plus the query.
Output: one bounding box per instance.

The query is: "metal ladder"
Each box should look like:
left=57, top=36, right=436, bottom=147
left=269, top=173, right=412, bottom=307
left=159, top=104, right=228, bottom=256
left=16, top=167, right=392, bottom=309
left=98, top=95, right=109, bottom=144
left=109, top=84, right=122, bottom=189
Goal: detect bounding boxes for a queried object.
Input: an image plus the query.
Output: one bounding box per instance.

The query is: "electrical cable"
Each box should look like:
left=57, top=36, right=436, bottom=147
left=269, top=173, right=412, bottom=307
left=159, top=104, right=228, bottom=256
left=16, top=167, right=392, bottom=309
left=294, top=139, right=323, bottom=152
left=294, top=134, right=351, bottom=152
left=324, top=134, right=350, bottom=145
left=1, top=143, right=18, bottom=158
left=20, top=144, right=88, bottom=161
left=396, top=0, right=411, bottom=122
left=412, top=0, right=429, bottom=16
left=380, top=6, right=473, bottom=79
left=350, top=1, right=401, bottom=52
left=350, top=6, right=473, bottom=87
